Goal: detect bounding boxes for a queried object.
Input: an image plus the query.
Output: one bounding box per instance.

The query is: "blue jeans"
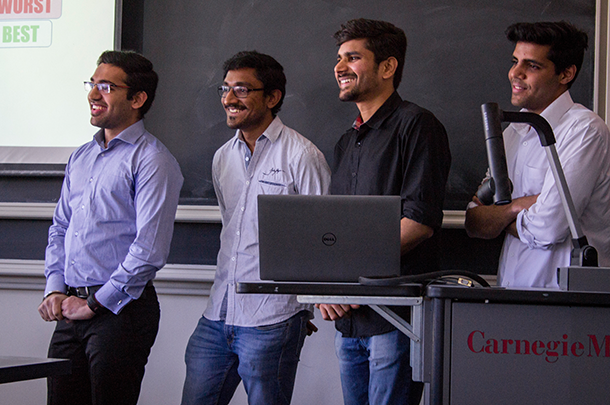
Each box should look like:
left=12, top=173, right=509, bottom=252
left=181, top=311, right=310, bottom=405
left=335, top=330, right=423, bottom=405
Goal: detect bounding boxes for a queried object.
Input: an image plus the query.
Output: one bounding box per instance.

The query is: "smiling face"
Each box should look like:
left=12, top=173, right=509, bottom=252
left=508, top=42, right=572, bottom=114
left=335, top=38, right=385, bottom=103
left=88, top=63, right=143, bottom=142
left=221, top=67, right=278, bottom=142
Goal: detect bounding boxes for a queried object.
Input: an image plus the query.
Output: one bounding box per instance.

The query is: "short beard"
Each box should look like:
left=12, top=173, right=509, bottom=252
left=339, top=88, right=360, bottom=102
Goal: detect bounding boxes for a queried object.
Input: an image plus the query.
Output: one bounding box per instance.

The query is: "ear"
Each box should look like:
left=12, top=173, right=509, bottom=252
left=265, top=89, right=282, bottom=111
left=130, top=91, right=148, bottom=111
left=381, top=57, right=398, bottom=80
left=559, top=65, right=577, bottom=86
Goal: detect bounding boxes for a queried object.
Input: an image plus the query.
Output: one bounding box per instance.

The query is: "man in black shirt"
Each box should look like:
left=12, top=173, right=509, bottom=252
left=316, top=18, right=451, bottom=405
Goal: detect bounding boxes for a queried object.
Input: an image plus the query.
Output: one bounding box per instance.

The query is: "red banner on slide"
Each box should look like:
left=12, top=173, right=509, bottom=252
left=0, top=0, right=62, bottom=20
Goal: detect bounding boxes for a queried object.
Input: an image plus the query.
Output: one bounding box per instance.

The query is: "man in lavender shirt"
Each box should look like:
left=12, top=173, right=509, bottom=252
left=38, top=50, right=183, bottom=405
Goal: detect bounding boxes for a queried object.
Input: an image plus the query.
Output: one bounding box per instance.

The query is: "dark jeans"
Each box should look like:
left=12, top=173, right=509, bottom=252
left=181, top=310, right=311, bottom=405
left=47, top=285, right=160, bottom=405
left=335, top=329, right=424, bottom=405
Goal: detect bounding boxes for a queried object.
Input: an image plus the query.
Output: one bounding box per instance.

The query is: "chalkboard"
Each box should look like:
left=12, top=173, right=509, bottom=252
left=135, top=0, right=595, bottom=209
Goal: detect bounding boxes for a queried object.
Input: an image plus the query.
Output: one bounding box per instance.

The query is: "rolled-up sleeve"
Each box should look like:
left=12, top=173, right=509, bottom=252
left=517, top=121, right=607, bottom=248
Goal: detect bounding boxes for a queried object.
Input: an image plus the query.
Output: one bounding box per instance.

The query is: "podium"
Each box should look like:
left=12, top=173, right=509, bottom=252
left=238, top=282, right=610, bottom=405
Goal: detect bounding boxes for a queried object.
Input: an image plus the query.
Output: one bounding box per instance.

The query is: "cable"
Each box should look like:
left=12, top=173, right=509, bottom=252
left=359, top=270, right=490, bottom=288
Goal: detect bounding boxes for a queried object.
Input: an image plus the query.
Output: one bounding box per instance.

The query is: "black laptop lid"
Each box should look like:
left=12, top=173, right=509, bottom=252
left=258, top=194, right=401, bottom=282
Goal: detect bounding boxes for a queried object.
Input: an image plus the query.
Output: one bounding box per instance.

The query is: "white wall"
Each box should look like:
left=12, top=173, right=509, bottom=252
left=0, top=288, right=344, bottom=405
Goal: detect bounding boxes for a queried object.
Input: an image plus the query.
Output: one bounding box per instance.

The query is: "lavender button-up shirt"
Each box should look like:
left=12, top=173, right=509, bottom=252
left=44, top=120, right=183, bottom=314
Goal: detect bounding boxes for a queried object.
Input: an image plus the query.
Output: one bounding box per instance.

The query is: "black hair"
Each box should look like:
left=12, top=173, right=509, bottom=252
left=97, top=50, right=158, bottom=117
left=506, top=21, right=588, bottom=88
left=334, top=18, right=407, bottom=90
left=222, top=51, right=286, bottom=116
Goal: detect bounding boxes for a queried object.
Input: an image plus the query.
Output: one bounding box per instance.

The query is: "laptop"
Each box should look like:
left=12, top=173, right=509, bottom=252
left=258, top=194, right=401, bottom=282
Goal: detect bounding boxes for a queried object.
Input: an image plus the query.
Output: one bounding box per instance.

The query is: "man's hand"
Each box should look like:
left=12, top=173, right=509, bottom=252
left=504, top=194, right=539, bottom=238
left=306, top=320, right=318, bottom=336
left=511, top=194, right=539, bottom=211
left=38, top=293, right=68, bottom=322
left=471, top=195, right=483, bottom=206
left=465, top=194, right=539, bottom=240
left=315, top=304, right=360, bottom=321
left=61, top=297, right=96, bottom=321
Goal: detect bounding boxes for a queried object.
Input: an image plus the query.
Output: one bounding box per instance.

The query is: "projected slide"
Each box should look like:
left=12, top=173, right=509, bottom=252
left=0, top=0, right=116, bottom=163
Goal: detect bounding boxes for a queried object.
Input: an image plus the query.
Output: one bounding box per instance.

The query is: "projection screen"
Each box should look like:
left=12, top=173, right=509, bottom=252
left=0, top=0, right=119, bottom=164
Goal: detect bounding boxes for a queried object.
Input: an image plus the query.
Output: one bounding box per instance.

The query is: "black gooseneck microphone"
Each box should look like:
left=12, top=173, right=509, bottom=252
left=477, top=103, right=513, bottom=205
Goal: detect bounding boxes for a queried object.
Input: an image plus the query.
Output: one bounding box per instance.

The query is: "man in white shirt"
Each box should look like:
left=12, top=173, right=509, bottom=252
left=181, top=51, right=331, bottom=405
left=465, top=21, right=610, bottom=288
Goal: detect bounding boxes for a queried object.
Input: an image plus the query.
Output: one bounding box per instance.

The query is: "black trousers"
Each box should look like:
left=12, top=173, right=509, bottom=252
left=47, top=285, right=160, bottom=405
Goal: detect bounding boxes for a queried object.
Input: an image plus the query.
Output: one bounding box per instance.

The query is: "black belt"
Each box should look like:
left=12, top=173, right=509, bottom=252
left=67, top=285, right=102, bottom=299
left=67, top=280, right=153, bottom=299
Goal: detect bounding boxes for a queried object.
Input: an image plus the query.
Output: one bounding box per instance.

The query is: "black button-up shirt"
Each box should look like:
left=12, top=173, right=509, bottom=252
left=332, top=91, right=451, bottom=337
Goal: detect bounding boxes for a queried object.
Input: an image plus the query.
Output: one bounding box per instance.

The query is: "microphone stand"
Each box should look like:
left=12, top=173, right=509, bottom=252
left=480, top=103, right=598, bottom=270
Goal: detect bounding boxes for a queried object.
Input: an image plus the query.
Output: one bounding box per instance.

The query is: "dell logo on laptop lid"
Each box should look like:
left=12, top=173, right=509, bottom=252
left=322, top=233, right=337, bottom=246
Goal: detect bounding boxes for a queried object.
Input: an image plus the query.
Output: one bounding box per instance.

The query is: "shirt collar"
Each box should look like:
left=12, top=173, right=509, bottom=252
left=94, top=120, right=146, bottom=148
left=352, top=116, right=364, bottom=130
left=512, top=91, right=573, bottom=136
left=538, top=90, right=573, bottom=130
left=355, top=91, right=403, bottom=130
left=230, top=116, right=284, bottom=149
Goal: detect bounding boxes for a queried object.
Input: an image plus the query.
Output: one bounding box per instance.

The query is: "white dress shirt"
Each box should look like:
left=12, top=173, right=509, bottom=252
left=498, top=91, right=610, bottom=288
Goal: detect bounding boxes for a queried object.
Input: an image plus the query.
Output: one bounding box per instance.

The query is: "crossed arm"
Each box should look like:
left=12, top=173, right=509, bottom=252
left=464, top=194, right=539, bottom=240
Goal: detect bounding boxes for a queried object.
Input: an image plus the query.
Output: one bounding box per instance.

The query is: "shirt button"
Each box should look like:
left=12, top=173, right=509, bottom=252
left=89, top=178, right=93, bottom=182
left=523, top=141, right=527, bottom=146
left=236, top=231, right=240, bottom=236
left=352, top=172, right=357, bottom=177
left=75, top=231, right=79, bottom=236
left=71, top=260, right=75, bottom=265
left=231, top=257, right=236, bottom=261
left=118, top=300, right=122, bottom=305
left=241, top=207, right=245, bottom=212
left=246, top=181, right=250, bottom=185
left=81, top=205, right=85, bottom=210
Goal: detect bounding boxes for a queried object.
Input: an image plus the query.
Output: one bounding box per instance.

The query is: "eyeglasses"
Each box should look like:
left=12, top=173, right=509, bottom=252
left=217, top=85, right=264, bottom=98
left=84, top=81, right=130, bottom=94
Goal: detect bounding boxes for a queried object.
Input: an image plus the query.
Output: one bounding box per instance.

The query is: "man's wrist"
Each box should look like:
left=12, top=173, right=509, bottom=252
left=86, top=294, right=107, bottom=315
left=43, top=290, right=64, bottom=300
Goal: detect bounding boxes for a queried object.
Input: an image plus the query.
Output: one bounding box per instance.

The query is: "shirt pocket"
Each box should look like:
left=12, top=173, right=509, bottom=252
left=521, top=164, right=547, bottom=196
left=257, top=170, right=291, bottom=195
left=257, top=179, right=287, bottom=195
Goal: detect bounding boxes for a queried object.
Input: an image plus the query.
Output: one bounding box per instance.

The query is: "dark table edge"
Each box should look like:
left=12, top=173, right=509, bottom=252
left=0, top=358, right=71, bottom=384
left=237, top=282, right=610, bottom=307
left=236, top=282, right=422, bottom=297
